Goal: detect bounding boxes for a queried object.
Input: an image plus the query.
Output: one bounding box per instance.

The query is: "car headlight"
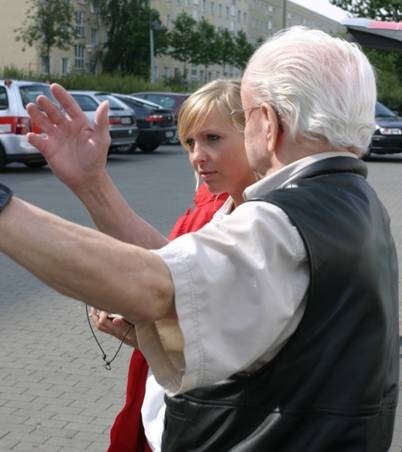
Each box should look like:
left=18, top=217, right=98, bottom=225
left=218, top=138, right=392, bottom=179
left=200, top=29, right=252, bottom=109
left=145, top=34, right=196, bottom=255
left=378, top=127, right=402, bottom=135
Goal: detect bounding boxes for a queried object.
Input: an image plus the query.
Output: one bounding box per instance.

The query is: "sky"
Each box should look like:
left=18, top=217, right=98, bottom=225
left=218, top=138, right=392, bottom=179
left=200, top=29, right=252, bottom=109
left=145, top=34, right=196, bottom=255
left=291, top=0, right=349, bottom=23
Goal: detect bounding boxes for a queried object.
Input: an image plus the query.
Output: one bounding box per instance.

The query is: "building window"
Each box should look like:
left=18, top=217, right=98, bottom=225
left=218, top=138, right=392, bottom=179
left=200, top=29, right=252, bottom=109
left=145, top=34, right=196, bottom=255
left=243, top=12, right=247, bottom=24
left=91, top=28, right=98, bottom=45
left=41, top=56, right=49, bottom=74
left=218, top=3, right=222, bottom=17
left=226, top=6, right=229, bottom=19
left=74, top=44, right=85, bottom=70
left=237, top=9, right=241, bottom=22
left=75, top=11, right=85, bottom=38
left=61, top=57, right=69, bottom=74
left=164, top=66, right=169, bottom=78
left=192, top=9, right=198, bottom=19
left=210, top=1, right=215, bottom=14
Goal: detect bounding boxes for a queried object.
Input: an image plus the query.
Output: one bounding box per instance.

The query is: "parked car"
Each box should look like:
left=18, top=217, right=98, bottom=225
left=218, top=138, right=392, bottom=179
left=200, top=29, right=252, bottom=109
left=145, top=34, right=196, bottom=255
left=68, top=90, right=138, bottom=153
left=364, top=101, right=402, bottom=159
left=131, top=91, right=189, bottom=143
left=113, top=94, right=176, bottom=152
left=0, top=79, right=51, bottom=170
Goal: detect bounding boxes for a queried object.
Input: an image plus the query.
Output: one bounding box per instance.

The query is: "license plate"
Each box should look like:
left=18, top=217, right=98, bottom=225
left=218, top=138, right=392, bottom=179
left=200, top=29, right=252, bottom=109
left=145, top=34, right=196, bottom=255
left=121, top=117, right=132, bottom=124
left=0, top=124, right=11, bottom=133
left=165, top=131, right=174, bottom=137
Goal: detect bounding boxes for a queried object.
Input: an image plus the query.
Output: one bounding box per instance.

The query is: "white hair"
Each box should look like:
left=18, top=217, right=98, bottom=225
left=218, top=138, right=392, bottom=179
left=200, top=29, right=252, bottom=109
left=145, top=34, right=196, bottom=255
left=243, top=26, right=377, bottom=155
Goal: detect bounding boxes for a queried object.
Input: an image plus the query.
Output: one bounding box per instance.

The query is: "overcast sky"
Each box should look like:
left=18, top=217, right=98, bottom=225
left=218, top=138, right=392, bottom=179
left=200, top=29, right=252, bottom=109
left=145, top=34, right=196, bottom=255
left=291, top=0, right=349, bottom=22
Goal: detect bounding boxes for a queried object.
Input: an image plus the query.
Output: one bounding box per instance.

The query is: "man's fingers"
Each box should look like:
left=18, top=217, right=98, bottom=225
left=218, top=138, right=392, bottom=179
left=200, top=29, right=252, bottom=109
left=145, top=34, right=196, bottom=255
left=26, top=102, right=53, bottom=133
left=50, top=83, right=86, bottom=120
left=36, top=95, right=65, bottom=125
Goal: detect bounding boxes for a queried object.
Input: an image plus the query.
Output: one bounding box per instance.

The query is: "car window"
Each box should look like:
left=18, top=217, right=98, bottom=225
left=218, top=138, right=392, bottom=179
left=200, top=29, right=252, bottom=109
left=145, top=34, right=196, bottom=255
left=120, top=97, right=155, bottom=113
left=146, top=95, right=176, bottom=109
left=71, top=94, right=99, bottom=111
left=0, top=87, right=8, bottom=110
left=95, top=94, right=125, bottom=110
left=375, top=102, right=397, bottom=118
left=19, top=85, right=53, bottom=108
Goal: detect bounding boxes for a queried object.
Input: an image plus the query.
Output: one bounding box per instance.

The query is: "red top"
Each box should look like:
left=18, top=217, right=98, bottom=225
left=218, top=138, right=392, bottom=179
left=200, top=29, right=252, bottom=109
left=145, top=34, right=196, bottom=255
left=108, top=184, right=229, bottom=452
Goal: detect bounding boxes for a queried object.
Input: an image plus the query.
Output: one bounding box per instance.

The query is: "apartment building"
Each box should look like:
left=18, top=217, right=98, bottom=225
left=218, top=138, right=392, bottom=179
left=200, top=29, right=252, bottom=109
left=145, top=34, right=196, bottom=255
left=150, top=0, right=344, bottom=83
left=0, top=0, right=344, bottom=82
left=0, top=0, right=106, bottom=77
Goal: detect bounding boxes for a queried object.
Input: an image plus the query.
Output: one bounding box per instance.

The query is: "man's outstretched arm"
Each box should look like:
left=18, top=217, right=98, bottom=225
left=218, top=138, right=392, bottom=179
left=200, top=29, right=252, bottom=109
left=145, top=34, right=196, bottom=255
left=0, top=196, right=175, bottom=324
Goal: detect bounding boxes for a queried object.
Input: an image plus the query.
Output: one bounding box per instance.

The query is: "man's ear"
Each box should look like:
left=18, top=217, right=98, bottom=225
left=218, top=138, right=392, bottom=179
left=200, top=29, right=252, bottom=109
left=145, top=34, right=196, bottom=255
left=260, top=103, right=281, bottom=152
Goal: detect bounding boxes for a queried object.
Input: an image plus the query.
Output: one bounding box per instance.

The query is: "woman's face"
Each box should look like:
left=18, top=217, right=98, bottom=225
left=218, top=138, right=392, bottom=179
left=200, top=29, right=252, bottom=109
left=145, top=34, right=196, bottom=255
left=184, top=108, right=255, bottom=205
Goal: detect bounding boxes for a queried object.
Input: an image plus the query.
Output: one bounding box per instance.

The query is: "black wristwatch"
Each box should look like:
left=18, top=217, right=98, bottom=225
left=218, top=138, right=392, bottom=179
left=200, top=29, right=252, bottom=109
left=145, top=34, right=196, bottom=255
left=0, top=183, right=13, bottom=212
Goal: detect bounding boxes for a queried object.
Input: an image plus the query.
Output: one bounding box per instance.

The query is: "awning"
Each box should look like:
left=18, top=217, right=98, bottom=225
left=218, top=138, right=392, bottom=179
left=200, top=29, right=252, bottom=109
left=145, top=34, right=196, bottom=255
left=342, top=18, right=402, bottom=51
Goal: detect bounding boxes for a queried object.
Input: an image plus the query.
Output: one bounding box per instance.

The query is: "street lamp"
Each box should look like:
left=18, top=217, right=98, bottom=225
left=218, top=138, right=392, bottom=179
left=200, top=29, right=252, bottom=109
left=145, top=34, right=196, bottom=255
left=282, top=0, right=287, bottom=29
left=149, top=19, right=164, bottom=84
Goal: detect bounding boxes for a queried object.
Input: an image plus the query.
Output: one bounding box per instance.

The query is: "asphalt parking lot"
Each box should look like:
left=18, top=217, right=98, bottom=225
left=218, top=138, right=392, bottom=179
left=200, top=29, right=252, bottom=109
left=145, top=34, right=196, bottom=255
left=0, top=148, right=402, bottom=451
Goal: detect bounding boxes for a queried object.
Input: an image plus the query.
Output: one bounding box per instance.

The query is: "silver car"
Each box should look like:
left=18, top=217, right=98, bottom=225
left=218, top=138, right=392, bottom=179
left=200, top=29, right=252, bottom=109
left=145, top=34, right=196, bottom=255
left=0, top=79, right=50, bottom=170
left=69, top=90, right=138, bottom=153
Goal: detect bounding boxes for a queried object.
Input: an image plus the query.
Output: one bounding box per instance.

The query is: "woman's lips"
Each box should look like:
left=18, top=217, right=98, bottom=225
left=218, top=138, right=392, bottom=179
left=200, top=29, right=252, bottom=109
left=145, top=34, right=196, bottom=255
left=199, top=171, right=218, bottom=182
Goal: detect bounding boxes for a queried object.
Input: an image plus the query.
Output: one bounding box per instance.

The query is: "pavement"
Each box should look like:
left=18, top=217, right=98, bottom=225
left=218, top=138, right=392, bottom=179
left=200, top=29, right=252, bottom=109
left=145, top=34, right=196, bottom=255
left=0, top=278, right=401, bottom=452
left=0, top=153, right=401, bottom=451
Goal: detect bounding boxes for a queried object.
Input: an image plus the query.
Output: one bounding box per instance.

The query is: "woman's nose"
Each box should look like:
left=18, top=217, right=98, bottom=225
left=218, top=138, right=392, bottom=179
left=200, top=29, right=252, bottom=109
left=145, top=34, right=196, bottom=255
left=192, top=142, right=207, bottom=163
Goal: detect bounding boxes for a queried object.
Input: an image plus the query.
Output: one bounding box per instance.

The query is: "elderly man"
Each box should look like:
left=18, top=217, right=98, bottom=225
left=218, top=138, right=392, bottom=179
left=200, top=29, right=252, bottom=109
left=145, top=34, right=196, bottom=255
left=0, top=27, right=398, bottom=451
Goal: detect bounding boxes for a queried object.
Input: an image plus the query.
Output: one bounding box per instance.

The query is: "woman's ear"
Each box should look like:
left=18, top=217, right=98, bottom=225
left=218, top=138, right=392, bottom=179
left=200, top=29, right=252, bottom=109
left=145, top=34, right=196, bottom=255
left=260, top=103, right=281, bottom=152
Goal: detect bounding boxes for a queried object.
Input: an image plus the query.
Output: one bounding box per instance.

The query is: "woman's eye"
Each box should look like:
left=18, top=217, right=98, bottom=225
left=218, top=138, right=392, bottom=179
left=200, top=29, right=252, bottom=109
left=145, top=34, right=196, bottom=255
left=185, top=138, right=194, bottom=149
left=207, top=134, right=220, bottom=142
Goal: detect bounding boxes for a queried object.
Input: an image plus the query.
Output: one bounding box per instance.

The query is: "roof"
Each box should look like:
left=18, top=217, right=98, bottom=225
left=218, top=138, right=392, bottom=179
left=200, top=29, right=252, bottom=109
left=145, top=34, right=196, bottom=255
left=343, top=18, right=402, bottom=51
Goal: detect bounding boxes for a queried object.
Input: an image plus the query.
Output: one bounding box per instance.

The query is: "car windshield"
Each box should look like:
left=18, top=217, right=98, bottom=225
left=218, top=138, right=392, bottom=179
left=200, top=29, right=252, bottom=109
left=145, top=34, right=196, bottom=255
left=19, top=85, right=53, bottom=108
left=375, top=102, right=397, bottom=118
left=95, top=94, right=125, bottom=110
left=71, top=94, right=99, bottom=111
left=142, top=94, right=179, bottom=110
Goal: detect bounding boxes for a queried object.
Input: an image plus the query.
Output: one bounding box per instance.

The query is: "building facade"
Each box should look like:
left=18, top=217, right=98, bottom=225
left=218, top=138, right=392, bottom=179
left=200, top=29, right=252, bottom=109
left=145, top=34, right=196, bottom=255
left=0, top=0, right=106, bottom=77
left=150, top=0, right=344, bottom=83
left=0, top=0, right=344, bottom=82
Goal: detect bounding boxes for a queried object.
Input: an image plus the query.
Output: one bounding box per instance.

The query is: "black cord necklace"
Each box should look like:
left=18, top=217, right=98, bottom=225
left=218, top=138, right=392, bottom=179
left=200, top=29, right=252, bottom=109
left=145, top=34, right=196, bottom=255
left=85, top=304, right=133, bottom=370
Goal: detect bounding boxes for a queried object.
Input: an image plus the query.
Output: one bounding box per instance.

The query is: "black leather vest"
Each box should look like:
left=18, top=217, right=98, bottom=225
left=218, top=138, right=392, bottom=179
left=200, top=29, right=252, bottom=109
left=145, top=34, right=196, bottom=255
left=162, top=157, right=399, bottom=452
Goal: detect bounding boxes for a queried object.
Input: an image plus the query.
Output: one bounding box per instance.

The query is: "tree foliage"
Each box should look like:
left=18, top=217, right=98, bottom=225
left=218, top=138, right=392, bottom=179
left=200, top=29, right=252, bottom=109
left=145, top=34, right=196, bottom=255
left=166, top=12, right=197, bottom=78
left=15, top=0, right=76, bottom=77
left=167, top=12, right=256, bottom=81
left=330, top=0, right=402, bottom=21
left=92, top=0, right=168, bottom=77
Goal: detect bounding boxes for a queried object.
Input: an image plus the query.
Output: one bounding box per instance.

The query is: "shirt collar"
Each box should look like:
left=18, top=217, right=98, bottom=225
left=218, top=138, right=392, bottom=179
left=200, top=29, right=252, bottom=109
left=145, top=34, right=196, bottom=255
left=244, top=152, right=358, bottom=200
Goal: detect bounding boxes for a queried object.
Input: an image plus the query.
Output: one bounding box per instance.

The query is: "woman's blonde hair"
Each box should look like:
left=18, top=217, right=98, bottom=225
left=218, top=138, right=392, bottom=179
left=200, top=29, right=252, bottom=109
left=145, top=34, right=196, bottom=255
left=178, top=79, right=243, bottom=151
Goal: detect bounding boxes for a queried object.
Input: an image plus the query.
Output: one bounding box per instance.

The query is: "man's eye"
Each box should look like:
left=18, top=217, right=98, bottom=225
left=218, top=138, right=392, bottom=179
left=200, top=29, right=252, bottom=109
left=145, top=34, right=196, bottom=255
left=207, top=134, right=220, bottom=142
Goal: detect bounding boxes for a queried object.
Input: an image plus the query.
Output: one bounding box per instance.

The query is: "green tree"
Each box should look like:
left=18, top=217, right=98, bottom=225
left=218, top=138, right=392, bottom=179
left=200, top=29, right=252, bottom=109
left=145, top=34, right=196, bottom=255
left=167, top=12, right=198, bottom=80
left=92, top=0, right=167, bottom=77
left=330, top=0, right=402, bottom=21
left=192, top=18, right=219, bottom=81
left=216, top=28, right=235, bottom=77
left=231, top=31, right=256, bottom=70
left=15, top=0, right=76, bottom=78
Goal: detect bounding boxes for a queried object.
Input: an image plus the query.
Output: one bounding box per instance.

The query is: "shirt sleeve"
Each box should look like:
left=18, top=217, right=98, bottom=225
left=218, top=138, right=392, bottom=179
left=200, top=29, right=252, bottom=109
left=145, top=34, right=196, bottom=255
left=144, top=201, right=309, bottom=395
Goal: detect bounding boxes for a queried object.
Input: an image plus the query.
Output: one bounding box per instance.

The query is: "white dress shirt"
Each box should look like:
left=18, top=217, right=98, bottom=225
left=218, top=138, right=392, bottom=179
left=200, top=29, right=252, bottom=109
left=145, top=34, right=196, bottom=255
left=141, top=152, right=357, bottom=398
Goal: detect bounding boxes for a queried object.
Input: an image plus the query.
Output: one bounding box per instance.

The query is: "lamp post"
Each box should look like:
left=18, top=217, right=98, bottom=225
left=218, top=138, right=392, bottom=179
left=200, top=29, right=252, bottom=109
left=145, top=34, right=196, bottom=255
left=282, top=0, right=287, bottom=29
left=149, top=19, right=165, bottom=85
left=149, top=20, right=155, bottom=84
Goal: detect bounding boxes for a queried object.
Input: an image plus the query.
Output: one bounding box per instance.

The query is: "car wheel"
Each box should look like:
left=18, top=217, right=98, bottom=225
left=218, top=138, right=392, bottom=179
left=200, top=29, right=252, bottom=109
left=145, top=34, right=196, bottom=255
left=24, top=161, right=47, bottom=168
left=137, top=139, right=159, bottom=153
left=0, top=146, right=6, bottom=171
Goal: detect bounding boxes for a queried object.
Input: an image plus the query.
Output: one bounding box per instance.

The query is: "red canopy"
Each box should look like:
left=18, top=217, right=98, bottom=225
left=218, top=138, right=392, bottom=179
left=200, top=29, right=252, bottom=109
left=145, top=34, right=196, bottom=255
left=343, top=18, right=402, bottom=51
